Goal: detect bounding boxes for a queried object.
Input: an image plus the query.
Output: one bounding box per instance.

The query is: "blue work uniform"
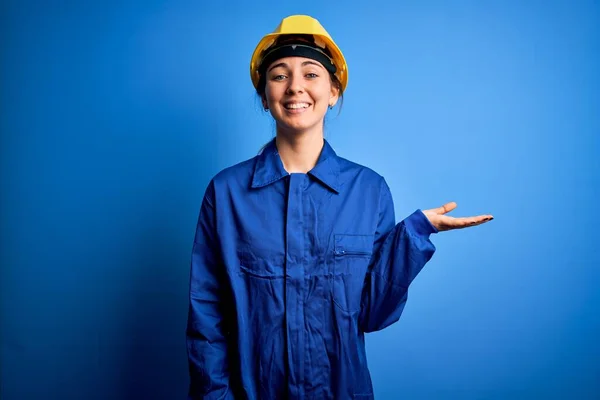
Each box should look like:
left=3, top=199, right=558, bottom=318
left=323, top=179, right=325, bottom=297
left=187, top=138, right=437, bottom=400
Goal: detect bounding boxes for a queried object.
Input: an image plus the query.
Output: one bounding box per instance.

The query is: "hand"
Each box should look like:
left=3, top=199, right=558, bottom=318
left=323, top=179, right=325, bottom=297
left=423, top=202, right=493, bottom=232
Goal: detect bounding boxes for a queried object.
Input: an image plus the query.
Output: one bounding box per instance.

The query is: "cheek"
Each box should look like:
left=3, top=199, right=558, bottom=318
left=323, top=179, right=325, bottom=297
left=265, top=85, right=282, bottom=104
left=310, top=85, right=332, bottom=103
left=312, top=93, right=330, bottom=109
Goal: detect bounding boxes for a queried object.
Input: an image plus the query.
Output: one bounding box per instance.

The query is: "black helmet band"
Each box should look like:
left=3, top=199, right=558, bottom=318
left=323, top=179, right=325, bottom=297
left=258, top=41, right=337, bottom=77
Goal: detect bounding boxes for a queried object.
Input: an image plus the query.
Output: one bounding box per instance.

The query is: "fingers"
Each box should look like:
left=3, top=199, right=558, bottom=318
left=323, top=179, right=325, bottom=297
left=440, top=214, right=494, bottom=230
left=463, top=215, right=494, bottom=227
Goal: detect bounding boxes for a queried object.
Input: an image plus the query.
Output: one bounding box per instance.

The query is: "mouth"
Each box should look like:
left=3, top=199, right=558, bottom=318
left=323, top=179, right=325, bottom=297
left=283, top=102, right=311, bottom=114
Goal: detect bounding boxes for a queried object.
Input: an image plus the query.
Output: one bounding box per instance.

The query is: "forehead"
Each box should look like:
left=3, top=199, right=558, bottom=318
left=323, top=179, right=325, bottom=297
left=266, top=56, right=326, bottom=71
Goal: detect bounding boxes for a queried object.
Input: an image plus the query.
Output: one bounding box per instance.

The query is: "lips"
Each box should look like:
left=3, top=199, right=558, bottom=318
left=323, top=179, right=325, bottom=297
left=283, top=102, right=312, bottom=114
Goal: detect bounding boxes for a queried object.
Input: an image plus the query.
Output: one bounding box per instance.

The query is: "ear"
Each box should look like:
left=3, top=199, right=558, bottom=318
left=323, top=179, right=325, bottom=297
left=261, top=96, right=269, bottom=110
left=329, top=84, right=340, bottom=108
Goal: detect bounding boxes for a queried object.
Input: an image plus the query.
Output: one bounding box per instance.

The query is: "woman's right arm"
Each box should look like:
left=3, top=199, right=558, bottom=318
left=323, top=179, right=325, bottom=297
left=186, top=179, right=235, bottom=400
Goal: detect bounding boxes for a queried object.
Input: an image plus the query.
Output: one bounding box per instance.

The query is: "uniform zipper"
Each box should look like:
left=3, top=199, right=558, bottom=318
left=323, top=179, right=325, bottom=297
left=334, top=249, right=371, bottom=256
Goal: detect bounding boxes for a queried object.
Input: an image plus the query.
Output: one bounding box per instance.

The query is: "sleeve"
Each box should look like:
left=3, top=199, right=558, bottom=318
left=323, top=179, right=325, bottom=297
left=186, top=179, right=235, bottom=400
left=359, top=178, right=438, bottom=333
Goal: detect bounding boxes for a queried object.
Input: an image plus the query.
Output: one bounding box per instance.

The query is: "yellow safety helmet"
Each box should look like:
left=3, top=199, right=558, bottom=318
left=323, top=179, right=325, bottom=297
left=250, top=15, right=348, bottom=92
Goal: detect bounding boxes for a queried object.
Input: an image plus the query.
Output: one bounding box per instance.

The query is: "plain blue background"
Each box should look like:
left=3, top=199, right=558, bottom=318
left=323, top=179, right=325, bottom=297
left=1, top=1, right=598, bottom=399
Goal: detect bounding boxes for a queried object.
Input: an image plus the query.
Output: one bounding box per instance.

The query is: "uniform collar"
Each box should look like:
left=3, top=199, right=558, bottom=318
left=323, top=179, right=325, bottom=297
left=251, top=137, right=341, bottom=193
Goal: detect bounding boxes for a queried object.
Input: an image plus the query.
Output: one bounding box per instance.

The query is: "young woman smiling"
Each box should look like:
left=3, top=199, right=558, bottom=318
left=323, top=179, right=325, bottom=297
left=186, top=15, right=493, bottom=400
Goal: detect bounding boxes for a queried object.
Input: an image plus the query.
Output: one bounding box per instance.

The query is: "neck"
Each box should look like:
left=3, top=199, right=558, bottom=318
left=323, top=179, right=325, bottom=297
left=275, top=126, right=324, bottom=174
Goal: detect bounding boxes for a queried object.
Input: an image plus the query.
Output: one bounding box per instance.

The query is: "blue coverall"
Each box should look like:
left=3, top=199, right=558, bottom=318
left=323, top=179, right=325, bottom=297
left=187, top=138, right=437, bottom=399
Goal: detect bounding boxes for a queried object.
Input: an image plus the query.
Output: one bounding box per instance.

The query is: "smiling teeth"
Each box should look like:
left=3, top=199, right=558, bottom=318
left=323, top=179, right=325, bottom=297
left=285, top=103, right=309, bottom=109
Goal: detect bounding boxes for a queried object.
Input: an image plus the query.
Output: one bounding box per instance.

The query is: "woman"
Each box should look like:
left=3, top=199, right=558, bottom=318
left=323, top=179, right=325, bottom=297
left=186, top=15, right=492, bottom=400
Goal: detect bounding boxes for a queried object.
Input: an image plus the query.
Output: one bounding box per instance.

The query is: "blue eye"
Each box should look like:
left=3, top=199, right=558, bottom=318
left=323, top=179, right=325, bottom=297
left=272, top=75, right=286, bottom=81
left=306, top=73, right=318, bottom=78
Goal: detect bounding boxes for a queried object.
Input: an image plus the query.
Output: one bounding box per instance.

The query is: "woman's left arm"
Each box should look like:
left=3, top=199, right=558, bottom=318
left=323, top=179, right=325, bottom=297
left=359, top=179, right=492, bottom=333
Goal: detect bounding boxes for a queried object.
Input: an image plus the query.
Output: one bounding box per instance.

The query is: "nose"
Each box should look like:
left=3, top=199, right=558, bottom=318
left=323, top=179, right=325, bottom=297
left=285, top=73, right=304, bottom=95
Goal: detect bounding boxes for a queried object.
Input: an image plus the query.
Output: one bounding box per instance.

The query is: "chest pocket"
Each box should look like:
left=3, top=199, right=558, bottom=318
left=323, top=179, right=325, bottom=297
left=237, top=247, right=285, bottom=279
left=332, top=234, right=374, bottom=313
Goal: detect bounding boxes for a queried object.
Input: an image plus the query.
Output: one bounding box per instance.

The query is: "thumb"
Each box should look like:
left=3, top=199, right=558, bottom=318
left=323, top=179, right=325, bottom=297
left=427, top=202, right=457, bottom=215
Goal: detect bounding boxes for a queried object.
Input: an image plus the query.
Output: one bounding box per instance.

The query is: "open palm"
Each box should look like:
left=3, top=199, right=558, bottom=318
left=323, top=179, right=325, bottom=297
left=423, top=202, right=493, bottom=232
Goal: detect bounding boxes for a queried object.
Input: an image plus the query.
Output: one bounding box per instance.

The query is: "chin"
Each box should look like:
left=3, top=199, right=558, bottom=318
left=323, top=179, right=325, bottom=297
left=279, top=116, right=323, bottom=133
left=283, top=122, right=319, bottom=134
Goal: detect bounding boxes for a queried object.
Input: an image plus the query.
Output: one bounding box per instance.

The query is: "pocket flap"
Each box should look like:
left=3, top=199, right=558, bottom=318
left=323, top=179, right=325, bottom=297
left=334, top=234, right=374, bottom=256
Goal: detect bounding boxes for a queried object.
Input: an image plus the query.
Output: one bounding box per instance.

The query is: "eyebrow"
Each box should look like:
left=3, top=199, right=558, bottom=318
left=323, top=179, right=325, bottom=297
left=267, top=60, right=323, bottom=72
